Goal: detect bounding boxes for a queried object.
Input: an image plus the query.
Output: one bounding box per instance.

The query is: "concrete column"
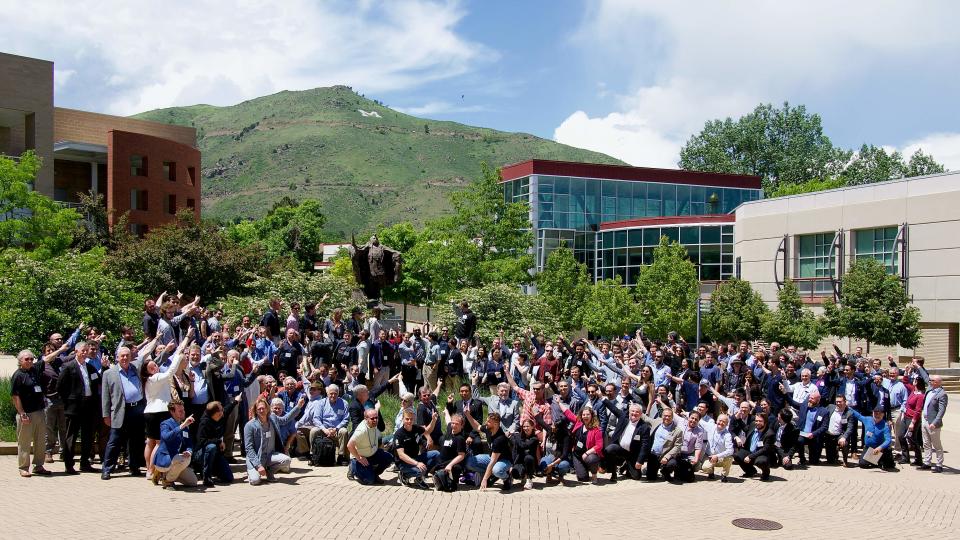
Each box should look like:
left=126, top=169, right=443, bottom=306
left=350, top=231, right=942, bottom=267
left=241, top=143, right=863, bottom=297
left=90, top=161, right=97, bottom=197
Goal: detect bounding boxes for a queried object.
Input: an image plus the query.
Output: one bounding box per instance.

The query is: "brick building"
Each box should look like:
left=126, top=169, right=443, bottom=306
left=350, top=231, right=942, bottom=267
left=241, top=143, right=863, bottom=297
left=0, top=51, right=200, bottom=234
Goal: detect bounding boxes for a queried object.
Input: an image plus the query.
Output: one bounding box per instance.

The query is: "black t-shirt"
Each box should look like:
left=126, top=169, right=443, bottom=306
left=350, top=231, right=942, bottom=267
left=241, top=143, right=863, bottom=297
left=394, top=425, right=425, bottom=459
left=11, top=366, right=45, bottom=413
left=261, top=309, right=281, bottom=339
left=417, top=400, right=442, bottom=442
left=482, top=426, right=511, bottom=460
left=439, top=429, right=467, bottom=462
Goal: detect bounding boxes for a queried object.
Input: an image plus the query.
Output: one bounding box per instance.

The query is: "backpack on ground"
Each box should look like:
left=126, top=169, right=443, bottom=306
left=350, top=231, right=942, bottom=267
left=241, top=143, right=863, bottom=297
left=432, top=469, right=458, bottom=492
left=310, top=435, right=336, bottom=467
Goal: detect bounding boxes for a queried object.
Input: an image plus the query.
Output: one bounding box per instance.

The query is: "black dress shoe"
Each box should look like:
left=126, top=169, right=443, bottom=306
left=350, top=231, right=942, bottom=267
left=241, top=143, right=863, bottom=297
left=203, top=479, right=216, bottom=488
left=80, top=465, right=96, bottom=473
left=101, top=470, right=111, bottom=480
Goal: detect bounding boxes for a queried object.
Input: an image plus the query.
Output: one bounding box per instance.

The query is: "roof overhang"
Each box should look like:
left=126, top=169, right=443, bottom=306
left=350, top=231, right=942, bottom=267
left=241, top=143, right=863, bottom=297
left=53, top=140, right=107, bottom=162
left=599, top=213, right=736, bottom=231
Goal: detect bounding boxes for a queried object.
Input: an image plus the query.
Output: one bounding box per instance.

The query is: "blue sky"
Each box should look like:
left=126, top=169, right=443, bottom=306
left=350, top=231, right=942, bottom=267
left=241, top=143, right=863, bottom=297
left=4, top=0, right=959, bottom=168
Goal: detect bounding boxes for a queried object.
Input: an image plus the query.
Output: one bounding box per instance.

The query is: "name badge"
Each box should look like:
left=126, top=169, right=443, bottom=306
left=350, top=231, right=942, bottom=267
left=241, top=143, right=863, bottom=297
left=34, top=385, right=42, bottom=393
left=866, top=431, right=873, bottom=438
left=285, top=353, right=292, bottom=358
left=448, top=359, right=454, bottom=365
left=495, top=373, right=501, bottom=379
left=182, top=431, right=189, bottom=438
left=757, top=442, right=764, bottom=447
left=90, top=373, right=99, bottom=380
left=576, top=441, right=585, bottom=450
left=443, top=439, right=452, bottom=447
left=633, top=434, right=643, bottom=441
left=817, top=416, right=823, bottom=421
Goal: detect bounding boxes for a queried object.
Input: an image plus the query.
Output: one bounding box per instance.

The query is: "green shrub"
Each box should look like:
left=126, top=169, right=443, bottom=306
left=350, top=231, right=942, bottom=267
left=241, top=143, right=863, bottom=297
left=0, top=378, right=15, bottom=442
left=219, top=270, right=365, bottom=327
left=433, top=283, right=561, bottom=344
left=0, top=248, right=142, bottom=352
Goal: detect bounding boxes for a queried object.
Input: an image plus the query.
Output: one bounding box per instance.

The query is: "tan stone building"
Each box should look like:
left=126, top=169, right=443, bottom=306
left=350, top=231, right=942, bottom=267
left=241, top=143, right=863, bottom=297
left=735, top=171, right=960, bottom=367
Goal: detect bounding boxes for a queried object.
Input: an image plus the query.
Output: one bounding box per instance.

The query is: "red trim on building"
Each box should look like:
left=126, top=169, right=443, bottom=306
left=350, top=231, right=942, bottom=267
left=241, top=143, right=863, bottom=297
left=500, top=159, right=761, bottom=189
left=599, top=214, right=735, bottom=231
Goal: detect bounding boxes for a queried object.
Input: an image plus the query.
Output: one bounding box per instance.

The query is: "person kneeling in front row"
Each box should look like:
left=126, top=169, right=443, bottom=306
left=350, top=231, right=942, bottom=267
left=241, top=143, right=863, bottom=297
left=152, top=400, right=198, bottom=489
left=347, top=408, right=393, bottom=485
left=244, top=395, right=304, bottom=485
left=394, top=409, right=440, bottom=488
left=464, top=411, right=514, bottom=491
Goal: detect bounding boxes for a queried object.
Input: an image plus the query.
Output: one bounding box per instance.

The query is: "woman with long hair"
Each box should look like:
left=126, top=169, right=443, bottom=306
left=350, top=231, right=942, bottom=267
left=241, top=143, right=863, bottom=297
left=557, top=399, right=604, bottom=484
left=511, top=418, right=540, bottom=489
left=143, top=328, right=194, bottom=480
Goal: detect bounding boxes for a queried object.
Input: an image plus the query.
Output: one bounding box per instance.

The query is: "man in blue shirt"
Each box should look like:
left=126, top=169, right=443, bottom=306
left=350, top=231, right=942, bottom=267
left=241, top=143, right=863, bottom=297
left=851, top=406, right=895, bottom=470
left=100, top=347, right=145, bottom=479
left=883, top=367, right=909, bottom=458
left=296, top=384, right=350, bottom=464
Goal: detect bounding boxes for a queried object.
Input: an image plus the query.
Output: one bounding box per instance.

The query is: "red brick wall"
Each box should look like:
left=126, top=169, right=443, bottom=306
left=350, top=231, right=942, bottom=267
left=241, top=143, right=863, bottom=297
left=107, top=130, right=201, bottom=230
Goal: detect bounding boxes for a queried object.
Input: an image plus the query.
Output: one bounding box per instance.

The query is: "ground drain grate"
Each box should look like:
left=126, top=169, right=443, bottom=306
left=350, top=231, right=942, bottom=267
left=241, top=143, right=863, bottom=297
left=731, top=518, right=783, bottom=531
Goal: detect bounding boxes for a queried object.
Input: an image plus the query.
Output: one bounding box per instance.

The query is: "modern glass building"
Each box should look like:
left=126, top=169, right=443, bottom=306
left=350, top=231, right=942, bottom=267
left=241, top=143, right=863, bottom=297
left=501, top=159, right=762, bottom=286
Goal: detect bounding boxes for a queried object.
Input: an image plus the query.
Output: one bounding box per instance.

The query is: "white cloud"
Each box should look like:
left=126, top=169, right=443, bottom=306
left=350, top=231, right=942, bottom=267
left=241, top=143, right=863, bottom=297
left=900, top=134, right=960, bottom=171
left=556, top=0, right=960, bottom=167
left=2, top=0, right=492, bottom=115
left=394, top=100, right=486, bottom=116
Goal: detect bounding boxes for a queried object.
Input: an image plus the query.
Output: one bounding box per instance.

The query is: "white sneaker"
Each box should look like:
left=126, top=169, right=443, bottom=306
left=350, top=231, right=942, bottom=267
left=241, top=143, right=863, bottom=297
left=524, top=480, right=533, bottom=490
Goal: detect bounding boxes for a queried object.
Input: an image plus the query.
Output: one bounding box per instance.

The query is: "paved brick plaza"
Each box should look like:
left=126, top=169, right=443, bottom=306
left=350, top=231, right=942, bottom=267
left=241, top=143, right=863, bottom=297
left=3, top=408, right=959, bottom=540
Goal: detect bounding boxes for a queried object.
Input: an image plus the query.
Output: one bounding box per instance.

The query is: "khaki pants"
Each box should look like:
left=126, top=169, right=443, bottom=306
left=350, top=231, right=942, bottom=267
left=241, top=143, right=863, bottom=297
left=890, top=409, right=903, bottom=453
left=922, top=422, right=944, bottom=466
left=422, top=364, right=438, bottom=390
left=155, top=453, right=198, bottom=486
left=223, top=404, right=239, bottom=458
left=699, top=456, right=733, bottom=477
left=17, top=411, right=46, bottom=471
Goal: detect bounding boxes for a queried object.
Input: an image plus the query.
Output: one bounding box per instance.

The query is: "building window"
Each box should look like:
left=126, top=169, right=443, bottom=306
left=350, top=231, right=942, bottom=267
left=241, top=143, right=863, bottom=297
left=166, top=194, right=177, bottom=215
left=130, top=155, right=147, bottom=177
left=187, top=166, right=196, bottom=186
left=855, top=226, right=898, bottom=274
left=186, top=198, right=196, bottom=210
left=798, top=232, right=835, bottom=278
left=164, top=161, right=177, bottom=181
left=129, top=223, right=149, bottom=238
left=130, top=189, right=148, bottom=211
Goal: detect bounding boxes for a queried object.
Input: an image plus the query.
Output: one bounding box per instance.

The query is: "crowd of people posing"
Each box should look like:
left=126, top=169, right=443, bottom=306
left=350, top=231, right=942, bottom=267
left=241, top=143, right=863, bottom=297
left=9, top=292, right=950, bottom=493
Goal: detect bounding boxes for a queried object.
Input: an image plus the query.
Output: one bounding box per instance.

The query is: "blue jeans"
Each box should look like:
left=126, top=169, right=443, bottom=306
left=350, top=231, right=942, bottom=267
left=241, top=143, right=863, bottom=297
left=539, top=454, right=571, bottom=476
left=198, top=443, right=234, bottom=482
left=466, top=454, right=511, bottom=484
left=351, top=449, right=393, bottom=485
left=398, top=450, right=440, bottom=478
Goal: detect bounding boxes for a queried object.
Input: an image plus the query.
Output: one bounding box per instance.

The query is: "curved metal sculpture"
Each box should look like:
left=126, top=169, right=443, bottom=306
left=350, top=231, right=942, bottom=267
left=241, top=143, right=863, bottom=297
left=348, top=234, right=402, bottom=302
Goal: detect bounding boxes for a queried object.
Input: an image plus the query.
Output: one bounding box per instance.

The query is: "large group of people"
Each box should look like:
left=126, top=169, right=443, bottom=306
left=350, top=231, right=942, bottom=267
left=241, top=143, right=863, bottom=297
left=9, top=291, right=950, bottom=494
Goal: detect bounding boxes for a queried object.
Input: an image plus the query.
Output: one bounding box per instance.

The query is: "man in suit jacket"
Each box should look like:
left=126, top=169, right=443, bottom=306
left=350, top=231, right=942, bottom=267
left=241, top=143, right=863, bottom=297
left=921, top=375, right=949, bottom=472
left=446, top=383, right=485, bottom=450
left=773, top=409, right=800, bottom=469
left=56, top=341, right=102, bottom=473
left=785, top=390, right=829, bottom=465
left=153, top=401, right=198, bottom=488
left=100, top=347, right=146, bottom=479
left=473, top=381, right=520, bottom=437
left=643, top=408, right=682, bottom=481
left=602, top=401, right=651, bottom=481
left=822, top=395, right=857, bottom=466
left=734, top=413, right=777, bottom=480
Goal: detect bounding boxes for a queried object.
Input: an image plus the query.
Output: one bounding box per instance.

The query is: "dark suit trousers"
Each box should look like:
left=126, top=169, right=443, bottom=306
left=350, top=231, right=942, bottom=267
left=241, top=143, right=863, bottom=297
left=603, top=444, right=641, bottom=479
left=64, top=399, right=96, bottom=468
left=104, top=402, right=146, bottom=471
left=734, top=449, right=770, bottom=478
left=795, top=436, right=822, bottom=464
left=823, top=433, right=854, bottom=464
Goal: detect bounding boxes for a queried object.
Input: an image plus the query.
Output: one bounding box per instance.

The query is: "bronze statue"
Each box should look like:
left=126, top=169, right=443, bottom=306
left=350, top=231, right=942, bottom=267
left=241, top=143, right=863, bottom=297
left=349, top=234, right=402, bottom=302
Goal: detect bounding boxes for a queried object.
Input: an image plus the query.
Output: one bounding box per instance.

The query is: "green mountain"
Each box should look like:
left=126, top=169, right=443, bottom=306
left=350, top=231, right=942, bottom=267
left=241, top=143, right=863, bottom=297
left=132, top=86, right=624, bottom=238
